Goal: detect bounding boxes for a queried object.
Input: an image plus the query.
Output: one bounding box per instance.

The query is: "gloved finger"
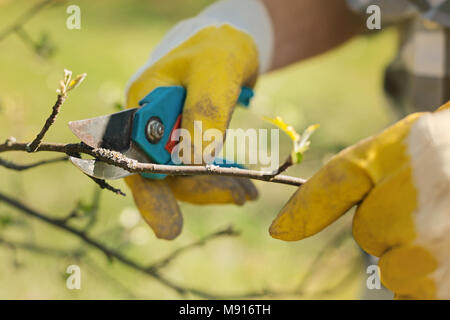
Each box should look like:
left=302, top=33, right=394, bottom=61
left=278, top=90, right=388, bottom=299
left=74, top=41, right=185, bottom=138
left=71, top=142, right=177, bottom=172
left=352, top=165, right=417, bottom=257
left=235, top=178, right=259, bottom=201
left=166, top=175, right=258, bottom=205
left=181, top=69, right=244, bottom=163
left=269, top=110, right=428, bottom=242
left=181, top=32, right=258, bottom=161
left=125, top=175, right=183, bottom=240
left=124, top=70, right=182, bottom=240
left=379, top=245, right=437, bottom=299
left=269, top=155, right=373, bottom=241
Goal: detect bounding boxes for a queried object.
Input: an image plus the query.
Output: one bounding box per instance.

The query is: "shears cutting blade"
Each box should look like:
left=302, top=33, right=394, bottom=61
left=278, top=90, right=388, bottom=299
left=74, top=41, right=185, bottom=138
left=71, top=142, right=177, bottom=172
left=69, top=157, right=133, bottom=180
left=68, top=85, right=253, bottom=180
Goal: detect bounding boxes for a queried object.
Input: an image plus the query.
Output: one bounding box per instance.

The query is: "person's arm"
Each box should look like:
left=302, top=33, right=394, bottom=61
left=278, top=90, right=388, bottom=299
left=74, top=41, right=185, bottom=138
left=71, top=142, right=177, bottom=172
left=261, top=0, right=366, bottom=70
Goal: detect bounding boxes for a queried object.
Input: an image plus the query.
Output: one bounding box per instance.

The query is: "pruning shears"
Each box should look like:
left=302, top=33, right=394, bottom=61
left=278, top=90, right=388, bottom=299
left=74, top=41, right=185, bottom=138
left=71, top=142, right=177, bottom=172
left=68, top=85, right=254, bottom=180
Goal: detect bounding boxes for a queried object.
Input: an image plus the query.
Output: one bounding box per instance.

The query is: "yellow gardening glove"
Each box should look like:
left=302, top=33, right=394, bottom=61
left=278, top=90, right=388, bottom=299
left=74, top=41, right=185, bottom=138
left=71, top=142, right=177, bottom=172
left=270, top=102, right=450, bottom=299
left=124, top=24, right=259, bottom=240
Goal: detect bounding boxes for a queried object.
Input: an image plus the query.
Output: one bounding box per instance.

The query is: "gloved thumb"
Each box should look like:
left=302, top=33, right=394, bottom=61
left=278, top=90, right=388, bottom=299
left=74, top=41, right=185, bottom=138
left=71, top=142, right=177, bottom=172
left=180, top=27, right=258, bottom=163
left=269, top=155, right=373, bottom=241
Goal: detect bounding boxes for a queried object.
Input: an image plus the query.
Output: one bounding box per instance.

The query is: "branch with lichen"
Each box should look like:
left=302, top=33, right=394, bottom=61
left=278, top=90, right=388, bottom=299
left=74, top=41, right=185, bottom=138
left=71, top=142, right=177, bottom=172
left=0, top=140, right=306, bottom=187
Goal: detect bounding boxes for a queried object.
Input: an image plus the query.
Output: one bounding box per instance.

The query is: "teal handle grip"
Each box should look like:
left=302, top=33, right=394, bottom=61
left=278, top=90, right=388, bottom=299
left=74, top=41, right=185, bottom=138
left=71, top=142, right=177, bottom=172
left=237, top=86, right=253, bottom=107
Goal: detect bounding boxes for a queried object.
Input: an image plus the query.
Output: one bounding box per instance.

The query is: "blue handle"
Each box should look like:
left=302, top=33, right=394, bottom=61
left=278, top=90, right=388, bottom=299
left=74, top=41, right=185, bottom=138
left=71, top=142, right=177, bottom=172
left=132, top=86, right=253, bottom=179
left=237, top=86, right=253, bottom=107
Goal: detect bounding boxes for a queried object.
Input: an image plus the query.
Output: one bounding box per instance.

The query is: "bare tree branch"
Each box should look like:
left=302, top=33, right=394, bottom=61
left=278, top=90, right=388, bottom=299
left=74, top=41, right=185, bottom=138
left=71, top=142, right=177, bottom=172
left=1, top=190, right=330, bottom=299
left=0, top=0, right=63, bottom=41
left=0, top=186, right=361, bottom=299
left=0, top=156, right=68, bottom=171
left=85, top=175, right=126, bottom=196
left=0, top=190, right=245, bottom=298
left=295, top=229, right=351, bottom=294
left=82, top=255, right=139, bottom=299
left=0, top=237, right=138, bottom=298
left=147, top=225, right=239, bottom=272
left=0, top=192, right=287, bottom=299
left=0, top=1, right=63, bottom=58
left=0, top=236, right=84, bottom=258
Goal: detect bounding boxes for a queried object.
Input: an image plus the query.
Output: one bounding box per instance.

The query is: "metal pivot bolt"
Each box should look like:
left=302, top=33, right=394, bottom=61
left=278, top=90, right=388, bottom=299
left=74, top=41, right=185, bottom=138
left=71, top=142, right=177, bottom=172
left=146, top=117, right=164, bottom=144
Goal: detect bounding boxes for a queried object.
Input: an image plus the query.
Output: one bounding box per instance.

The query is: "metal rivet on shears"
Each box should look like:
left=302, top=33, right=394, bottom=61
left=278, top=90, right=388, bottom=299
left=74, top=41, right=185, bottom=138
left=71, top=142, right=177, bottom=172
left=146, top=117, right=164, bottom=144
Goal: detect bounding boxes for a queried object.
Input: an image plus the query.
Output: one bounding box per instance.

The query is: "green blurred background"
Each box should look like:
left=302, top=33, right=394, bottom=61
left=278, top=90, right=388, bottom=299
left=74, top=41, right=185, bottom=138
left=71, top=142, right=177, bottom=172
left=0, top=0, right=397, bottom=299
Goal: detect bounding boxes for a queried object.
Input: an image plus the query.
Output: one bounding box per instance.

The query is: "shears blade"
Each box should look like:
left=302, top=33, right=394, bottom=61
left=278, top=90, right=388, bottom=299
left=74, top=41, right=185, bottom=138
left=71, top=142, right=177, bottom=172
left=68, top=108, right=152, bottom=180
left=69, top=157, right=133, bottom=180
left=68, top=108, right=137, bottom=151
left=68, top=86, right=254, bottom=180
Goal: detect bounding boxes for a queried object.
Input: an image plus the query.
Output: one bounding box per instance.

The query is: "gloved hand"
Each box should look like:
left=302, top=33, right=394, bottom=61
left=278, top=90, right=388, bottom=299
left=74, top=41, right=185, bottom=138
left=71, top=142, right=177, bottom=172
left=270, top=102, right=450, bottom=299
left=124, top=0, right=273, bottom=240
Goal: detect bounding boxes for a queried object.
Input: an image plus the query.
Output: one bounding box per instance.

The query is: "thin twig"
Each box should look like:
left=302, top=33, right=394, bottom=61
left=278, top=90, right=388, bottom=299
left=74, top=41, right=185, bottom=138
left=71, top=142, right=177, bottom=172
left=80, top=188, right=101, bottom=231
left=266, top=154, right=294, bottom=178
left=82, top=255, right=139, bottom=299
left=295, top=229, right=351, bottom=294
left=147, top=225, right=239, bottom=272
left=14, top=26, right=38, bottom=51
left=27, top=94, right=66, bottom=152
left=220, top=229, right=357, bottom=299
left=0, top=156, right=68, bottom=171
left=0, top=237, right=137, bottom=298
left=85, top=175, right=126, bottom=196
left=56, top=208, right=81, bottom=224
left=0, top=0, right=59, bottom=42
left=0, top=236, right=84, bottom=258
left=0, top=191, right=240, bottom=298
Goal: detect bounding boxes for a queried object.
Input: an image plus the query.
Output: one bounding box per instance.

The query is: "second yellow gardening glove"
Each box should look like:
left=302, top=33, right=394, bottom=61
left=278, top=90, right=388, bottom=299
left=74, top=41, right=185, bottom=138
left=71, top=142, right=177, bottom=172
left=124, top=0, right=274, bottom=240
left=270, top=102, right=450, bottom=299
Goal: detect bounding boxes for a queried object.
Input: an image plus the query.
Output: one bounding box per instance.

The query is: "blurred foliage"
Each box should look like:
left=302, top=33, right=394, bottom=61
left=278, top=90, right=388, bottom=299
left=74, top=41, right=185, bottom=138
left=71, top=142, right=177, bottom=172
left=0, top=0, right=397, bottom=299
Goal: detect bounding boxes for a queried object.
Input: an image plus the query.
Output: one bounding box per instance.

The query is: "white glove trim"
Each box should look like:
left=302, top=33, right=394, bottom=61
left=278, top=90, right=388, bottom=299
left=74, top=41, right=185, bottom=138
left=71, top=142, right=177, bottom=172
left=407, top=107, right=450, bottom=299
